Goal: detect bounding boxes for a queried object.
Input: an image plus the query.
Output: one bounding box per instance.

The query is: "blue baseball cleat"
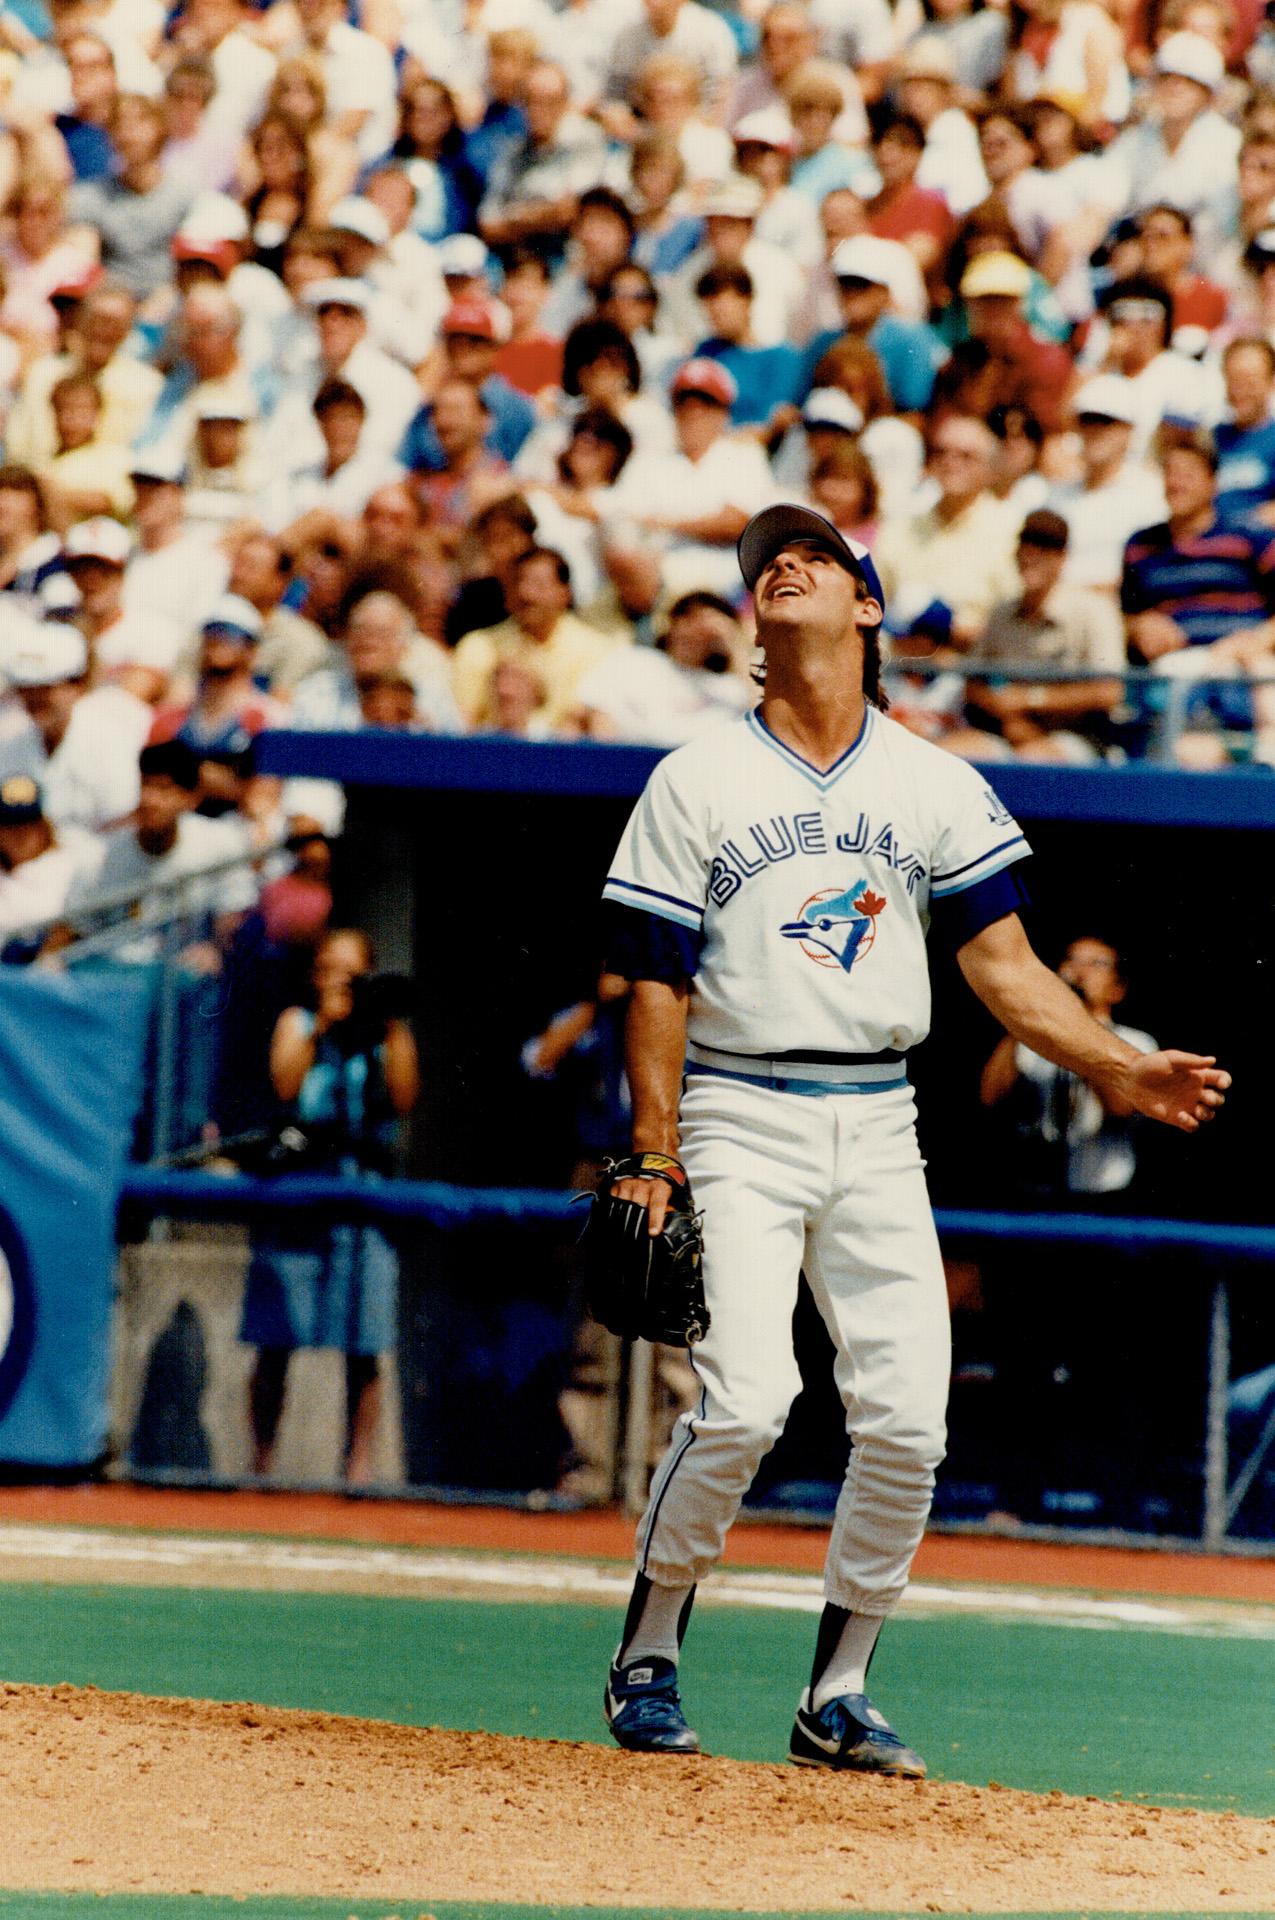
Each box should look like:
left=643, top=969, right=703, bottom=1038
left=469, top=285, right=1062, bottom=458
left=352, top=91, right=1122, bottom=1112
left=789, top=1690, right=927, bottom=1778
left=604, top=1655, right=701, bottom=1754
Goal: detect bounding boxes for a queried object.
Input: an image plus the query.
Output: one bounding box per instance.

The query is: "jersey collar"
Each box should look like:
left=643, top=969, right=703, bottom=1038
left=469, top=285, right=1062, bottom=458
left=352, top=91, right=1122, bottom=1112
left=745, top=703, right=876, bottom=792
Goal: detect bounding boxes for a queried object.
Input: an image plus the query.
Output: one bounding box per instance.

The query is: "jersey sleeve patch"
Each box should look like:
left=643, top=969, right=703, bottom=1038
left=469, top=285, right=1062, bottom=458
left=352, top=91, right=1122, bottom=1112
left=929, top=860, right=1032, bottom=952
left=603, top=902, right=701, bottom=983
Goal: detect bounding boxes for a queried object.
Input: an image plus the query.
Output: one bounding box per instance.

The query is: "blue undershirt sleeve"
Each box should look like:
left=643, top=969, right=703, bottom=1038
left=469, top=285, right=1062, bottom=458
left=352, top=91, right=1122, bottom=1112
left=930, top=860, right=1032, bottom=953
left=602, top=902, right=701, bottom=984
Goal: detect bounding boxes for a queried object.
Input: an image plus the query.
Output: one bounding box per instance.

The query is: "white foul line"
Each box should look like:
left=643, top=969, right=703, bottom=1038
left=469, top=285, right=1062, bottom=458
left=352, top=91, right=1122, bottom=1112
left=0, top=1524, right=1271, bottom=1639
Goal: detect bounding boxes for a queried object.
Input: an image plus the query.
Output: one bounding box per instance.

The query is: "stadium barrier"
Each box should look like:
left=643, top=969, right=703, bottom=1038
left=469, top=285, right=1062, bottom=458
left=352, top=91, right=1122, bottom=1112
left=116, top=1166, right=1274, bottom=1549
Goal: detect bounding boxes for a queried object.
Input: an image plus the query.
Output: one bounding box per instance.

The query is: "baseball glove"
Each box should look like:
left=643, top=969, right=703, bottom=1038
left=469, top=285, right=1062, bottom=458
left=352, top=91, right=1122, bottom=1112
left=578, top=1152, right=710, bottom=1347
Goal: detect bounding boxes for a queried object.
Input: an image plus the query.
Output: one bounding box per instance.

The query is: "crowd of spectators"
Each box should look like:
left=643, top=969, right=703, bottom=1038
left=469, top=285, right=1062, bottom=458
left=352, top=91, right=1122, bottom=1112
left=5, top=0, right=1275, bottom=958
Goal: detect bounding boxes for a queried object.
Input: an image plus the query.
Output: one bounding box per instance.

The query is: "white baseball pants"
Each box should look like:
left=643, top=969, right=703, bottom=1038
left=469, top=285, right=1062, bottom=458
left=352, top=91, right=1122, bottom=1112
left=636, top=1072, right=950, bottom=1617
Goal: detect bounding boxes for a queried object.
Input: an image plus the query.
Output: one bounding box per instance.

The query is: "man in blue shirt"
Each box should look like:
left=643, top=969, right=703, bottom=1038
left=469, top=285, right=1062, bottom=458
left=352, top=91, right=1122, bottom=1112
left=800, top=234, right=947, bottom=414
left=693, top=263, right=803, bottom=435
left=398, top=300, right=536, bottom=472
left=1213, top=338, right=1275, bottom=524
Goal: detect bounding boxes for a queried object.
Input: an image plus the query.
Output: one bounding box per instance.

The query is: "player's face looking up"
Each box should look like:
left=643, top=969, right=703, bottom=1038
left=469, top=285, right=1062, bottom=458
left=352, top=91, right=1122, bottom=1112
left=754, top=539, right=881, bottom=656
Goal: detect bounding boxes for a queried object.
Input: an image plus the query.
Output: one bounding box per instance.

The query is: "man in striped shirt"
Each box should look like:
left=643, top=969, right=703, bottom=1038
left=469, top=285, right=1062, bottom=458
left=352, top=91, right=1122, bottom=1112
left=1121, top=432, right=1275, bottom=755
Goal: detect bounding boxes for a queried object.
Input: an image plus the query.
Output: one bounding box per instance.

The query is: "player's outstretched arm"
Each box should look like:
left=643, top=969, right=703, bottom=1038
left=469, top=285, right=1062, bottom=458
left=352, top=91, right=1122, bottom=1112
left=957, top=912, right=1230, bottom=1134
left=616, top=975, right=691, bottom=1235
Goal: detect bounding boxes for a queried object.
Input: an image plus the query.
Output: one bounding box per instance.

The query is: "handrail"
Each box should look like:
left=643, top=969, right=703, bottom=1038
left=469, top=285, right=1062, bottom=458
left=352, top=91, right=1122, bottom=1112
left=8, top=838, right=287, bottom=958
left=116, top=1166, right=1275, bottom=1257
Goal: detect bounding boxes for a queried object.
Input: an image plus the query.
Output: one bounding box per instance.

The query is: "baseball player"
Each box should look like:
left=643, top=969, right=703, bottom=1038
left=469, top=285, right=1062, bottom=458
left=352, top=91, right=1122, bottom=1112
left=597, top=503, right=1229, bottom=1773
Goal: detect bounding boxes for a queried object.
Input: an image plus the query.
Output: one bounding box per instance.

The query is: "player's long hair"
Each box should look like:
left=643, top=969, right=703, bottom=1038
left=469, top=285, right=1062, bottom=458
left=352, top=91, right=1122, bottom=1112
left=751, top=584, right=890, bottom=712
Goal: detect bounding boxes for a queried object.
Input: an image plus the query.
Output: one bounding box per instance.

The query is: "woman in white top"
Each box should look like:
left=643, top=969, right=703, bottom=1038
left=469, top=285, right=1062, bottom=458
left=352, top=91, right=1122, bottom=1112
left=1004, top=0, right=1130, bottom=131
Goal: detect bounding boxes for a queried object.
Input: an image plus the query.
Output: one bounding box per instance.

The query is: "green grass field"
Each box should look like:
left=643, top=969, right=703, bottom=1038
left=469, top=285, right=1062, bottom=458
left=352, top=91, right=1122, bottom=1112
left=2, top=1571, right=1273, bottom=1918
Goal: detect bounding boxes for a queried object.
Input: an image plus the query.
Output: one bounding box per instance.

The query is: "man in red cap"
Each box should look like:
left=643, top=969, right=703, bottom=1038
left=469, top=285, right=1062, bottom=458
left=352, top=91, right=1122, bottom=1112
left=400, top=300, right=536, bottom=474
left=612, top=356, right=778, bottom=599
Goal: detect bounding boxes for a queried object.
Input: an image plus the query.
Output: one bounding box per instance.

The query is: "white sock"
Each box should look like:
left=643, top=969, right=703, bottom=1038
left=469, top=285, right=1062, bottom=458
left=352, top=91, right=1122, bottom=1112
left=810, top=1613, right=885, bottom=1710
left=620, top=1581, right=694, bottom=1667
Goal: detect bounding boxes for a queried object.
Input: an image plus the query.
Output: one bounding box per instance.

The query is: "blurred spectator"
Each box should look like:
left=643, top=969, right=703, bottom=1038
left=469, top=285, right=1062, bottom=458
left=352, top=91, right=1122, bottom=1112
left=0, top=772, right=90, bottom=962
left=493, top=246, right=565, bottom=397
left=478, top=59, right=609, bottom=258
left=47, top=32, right=118, bottom=184
left=67, top=94, right=195, bottom=303
left=1087, top=276, right=1213, bottom=462
left=1122, top=432, right=1275, bottom=758
left=36, top=368, right=133, bottom=518
left=283, top=0, right=397, bottom=166
left=64, top=515, right=181, bottom=703
left=567, top=587, right=753, bottom=742
left=731, top=106, right=822, bottom=269
left=1048, top=375, right=1167, bottom=593
left=904, top=0, right=1009, bottom=93
left=981, top=931, right=1158, bottom=1188
left=149, top=595, right=284, bottom=814
left=802, top=233, right=947, bottom=414
left=452, top=543, right=617, bottom=728
left=933, top=250, right=1074, bottom=431
left=7, top=281, right=161, bottom=468
left=662, top=174, right=801, bottom=351
left=389, top=71, right=484, bottom=241
left=894, top=38, right=988, bottom=218
left=0, top=617, right=149, bottom=831
left=691, top=261, right=804, bottom=433
left=602, top=0, right=738, bottom=130
left=292, top=588, right=462, bottom=732
left=786, top=59, right=877, bottom=207
left=542, top=186, right=638, bottom=337
left=875, top=413, right=1020, bottom=644
left=614, top=354, right=778, bottom=599
left=866, top=112, right=955, bottom=288
left=1103, top=32, right=1239, bottom=266
left=223, top=525, right=333, bottom=692
left=963, top=508, right=1126, bottom=760
left=67, top=738, right=260, bottom=964
left=1214, top=336, right=1275, bottom=521
left=0, top=462, right=67, bottom=615
left=239, top=926, right=420, bottom=1483
left=1136, top=203, right=1230, bottom=337
left=412, top=377, right=508, bottom=535
left=0, top=177, right=96, bottom=356
left=121, top=443, right=229, bottom=637
left=404, top=298, right=537, bottom=471
left=445, top=491, right=538, bottom=644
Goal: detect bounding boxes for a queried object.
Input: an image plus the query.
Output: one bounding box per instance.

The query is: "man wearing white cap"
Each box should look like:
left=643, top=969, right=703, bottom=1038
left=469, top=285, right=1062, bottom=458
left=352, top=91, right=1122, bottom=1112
left=64, top=516, right=183, bottom=703
left=325, top=197, right=422, bottom=370
left=660, top=174, right=796, bottom=349
left=267, top=279, right=422, bottom=476
left=0, top=621, right=151, bottom=835
left=122, top=444, right=231, bottom=639
left=1101, top=32, right=1241, bottom=269
left=1047, top=376, right=1167, bottom=593
left=731, top=106, right=822, bottom=269
left=800, top=234, right=947, bottom=414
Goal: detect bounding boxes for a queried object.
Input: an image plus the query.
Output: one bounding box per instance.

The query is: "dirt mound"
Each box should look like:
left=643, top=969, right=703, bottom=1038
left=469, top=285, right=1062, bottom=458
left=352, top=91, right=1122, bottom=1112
left=0, top=1682, right=1270, bottom=1909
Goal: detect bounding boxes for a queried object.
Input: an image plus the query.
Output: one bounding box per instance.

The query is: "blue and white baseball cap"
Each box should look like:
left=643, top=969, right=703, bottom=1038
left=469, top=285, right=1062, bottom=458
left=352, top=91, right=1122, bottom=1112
left=737, top=504, right=884, bottom=608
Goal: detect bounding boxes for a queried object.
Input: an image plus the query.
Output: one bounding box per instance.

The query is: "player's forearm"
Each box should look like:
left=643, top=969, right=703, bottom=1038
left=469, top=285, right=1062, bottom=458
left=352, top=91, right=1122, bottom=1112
left=959, top=915, right=1137, bottom=1095
left=625, top=977, right=690, bottom=1156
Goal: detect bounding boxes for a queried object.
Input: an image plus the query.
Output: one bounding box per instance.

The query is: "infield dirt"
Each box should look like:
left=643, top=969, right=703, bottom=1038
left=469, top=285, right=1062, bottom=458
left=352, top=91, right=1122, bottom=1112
left=0, top=1682, right=1271, bottom=1909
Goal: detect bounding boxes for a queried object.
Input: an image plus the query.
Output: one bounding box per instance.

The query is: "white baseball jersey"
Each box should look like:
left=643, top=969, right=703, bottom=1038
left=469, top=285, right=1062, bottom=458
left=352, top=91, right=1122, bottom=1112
left=603, top=705, right=1030, bottom=1060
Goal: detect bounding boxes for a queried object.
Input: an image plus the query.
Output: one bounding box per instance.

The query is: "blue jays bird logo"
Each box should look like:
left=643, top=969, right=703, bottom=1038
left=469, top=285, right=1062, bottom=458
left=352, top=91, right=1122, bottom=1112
left=780, top=880, right=887, bottom=971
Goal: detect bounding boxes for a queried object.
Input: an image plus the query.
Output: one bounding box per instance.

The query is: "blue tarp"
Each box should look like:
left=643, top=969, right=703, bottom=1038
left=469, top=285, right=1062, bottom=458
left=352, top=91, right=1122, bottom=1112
left=0, top=967, right=151, bottom=1466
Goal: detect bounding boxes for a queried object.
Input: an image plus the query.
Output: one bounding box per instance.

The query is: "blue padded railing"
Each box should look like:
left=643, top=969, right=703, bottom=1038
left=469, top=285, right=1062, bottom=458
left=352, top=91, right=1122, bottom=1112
left=118, top=1167, right=1275, bottom=1258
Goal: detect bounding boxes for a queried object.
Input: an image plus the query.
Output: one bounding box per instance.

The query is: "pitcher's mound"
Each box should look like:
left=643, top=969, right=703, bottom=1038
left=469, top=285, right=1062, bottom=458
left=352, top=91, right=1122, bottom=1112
left=0, top=1683, right=1269, bottom=1909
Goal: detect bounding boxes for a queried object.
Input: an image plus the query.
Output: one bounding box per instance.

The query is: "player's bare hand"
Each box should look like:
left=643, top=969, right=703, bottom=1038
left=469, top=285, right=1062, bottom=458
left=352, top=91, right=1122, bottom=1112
left=1118, top=1051, right=1231, bottom=1132
left=611, top=1175, right=672, bottom=1236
